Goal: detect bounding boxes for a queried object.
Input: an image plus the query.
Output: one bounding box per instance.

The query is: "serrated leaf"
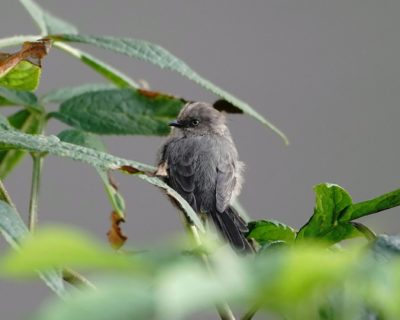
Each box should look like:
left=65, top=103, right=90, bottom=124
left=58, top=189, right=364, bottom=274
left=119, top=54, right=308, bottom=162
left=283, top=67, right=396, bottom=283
left=247, top=220, right=296, bottom=245
left=19, top=0, right=78, bottom=35
left=52, top=34, right=288, bottom=144
left=0, top=109, right=41, bottom=179
left=42, top=83, right=116, bottom=104
left=0, top=129, right=204, bottom=232
left=0, top=200, right=66, bottom=297
left=297, top=183, right=353, bottom=240
left=52, top=88, right=184, bottom=136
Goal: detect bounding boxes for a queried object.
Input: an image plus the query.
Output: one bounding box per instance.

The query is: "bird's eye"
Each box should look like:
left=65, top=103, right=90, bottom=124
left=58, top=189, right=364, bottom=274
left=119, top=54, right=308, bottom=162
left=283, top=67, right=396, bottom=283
left=191, top=119, right=200, bottom=126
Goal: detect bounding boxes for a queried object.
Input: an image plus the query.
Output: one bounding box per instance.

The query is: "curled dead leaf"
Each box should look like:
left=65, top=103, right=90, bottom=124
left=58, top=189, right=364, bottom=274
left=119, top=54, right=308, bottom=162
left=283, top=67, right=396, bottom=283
left=107, top=211, right=127, bottom=249
left=0, top=38, right=52, bottom=77
left=213, top=99, right=243, bottom=114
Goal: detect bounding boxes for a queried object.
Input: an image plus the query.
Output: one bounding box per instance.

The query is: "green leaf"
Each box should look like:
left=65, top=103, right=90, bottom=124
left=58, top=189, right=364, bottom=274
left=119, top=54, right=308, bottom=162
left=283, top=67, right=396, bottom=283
left=0, top=226, right=133, bottom=276
left=0, top=60, right=41, bottom=91
left=57, top=129, right=106, bottom=152
left=0, top=114, right=10, bottom=130
left=42, top=83, right=116, bottom=104
left=0, top=200, right=66, bottom=297
left=0, top=87, right=39, bottom=107
left=19, top=0, right=78, bottom=35
left=52, top=34, right=288, bottom=144
left=297, top=183, right=353, bottom=240
left=0, top=129, right=204, bottom=232
left=321, top=222, right=363, bottom=244
left=340, top=188, right=400, bottom=221
left=0, top=109, right=41, bottom=179
left=54, top=42, right=137, bottom=88
left=52, top=88, right=184, bottom=136
left=247, top=220, right=296, bottom=245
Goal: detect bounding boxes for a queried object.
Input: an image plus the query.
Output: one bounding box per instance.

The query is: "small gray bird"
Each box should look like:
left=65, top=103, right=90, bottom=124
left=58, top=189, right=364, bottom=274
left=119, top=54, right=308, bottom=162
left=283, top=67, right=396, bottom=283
left=156, top=102, right=251, bottom=251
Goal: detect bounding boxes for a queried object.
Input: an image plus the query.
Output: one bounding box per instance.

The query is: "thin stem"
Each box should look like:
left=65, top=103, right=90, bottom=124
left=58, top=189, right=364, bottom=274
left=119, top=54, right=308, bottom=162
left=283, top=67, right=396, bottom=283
left=28, top=153, right=43, bottom=233
left=0, top=35, right=41, bottom=49
left=241, top=305, right=260, bottom=320
left=53, top=42, right=138, bottom=88
left=0, top=179, right=17, bottom=211
left=184, top=220, right=236, bottom=320
left=62, top=268, right=97, bottom=290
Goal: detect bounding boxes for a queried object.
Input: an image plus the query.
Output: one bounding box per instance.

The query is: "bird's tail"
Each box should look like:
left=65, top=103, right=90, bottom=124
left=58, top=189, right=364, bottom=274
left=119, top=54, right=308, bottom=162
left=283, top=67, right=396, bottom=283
left=210, top=206, right=252, bottom=252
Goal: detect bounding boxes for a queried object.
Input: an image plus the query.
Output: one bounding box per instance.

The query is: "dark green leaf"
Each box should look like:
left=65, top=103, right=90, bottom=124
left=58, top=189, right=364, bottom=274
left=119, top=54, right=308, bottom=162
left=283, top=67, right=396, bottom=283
left=19, top=0, right=78, bottom=35
left=0, top=200, right=66, bottom=297
left=57, top=129, right=106, bottom=152
left=0, top=109, right=41, bottom=179
left=297, top=183, right=353, bottom=240
left=52, top=88, right=184, bottom=136
left=42, top=83, right=115, bottom=104
left=52, top=34, right=288, bottom=144
left=0, top=87, right=39, bottom=108
left=340, top=188, right=400, bottom=221
left=247, top=220, right=296, bottom=245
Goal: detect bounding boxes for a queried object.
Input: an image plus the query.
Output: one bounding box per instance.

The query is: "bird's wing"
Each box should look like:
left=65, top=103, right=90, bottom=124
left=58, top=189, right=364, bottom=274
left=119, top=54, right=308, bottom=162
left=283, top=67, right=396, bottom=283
left=167, top=142, right=198, bottom=211
left=215, top=153, right=237, bottom=213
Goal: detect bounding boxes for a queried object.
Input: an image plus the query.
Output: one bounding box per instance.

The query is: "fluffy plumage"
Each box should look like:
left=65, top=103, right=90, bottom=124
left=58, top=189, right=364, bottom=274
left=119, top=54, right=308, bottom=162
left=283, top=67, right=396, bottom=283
left=157, top=102, right=251, bottom=251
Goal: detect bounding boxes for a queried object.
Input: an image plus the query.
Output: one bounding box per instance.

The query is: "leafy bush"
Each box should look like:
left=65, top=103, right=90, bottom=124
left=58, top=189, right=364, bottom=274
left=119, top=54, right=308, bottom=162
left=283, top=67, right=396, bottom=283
left=1, top=1, right=400, bottom=319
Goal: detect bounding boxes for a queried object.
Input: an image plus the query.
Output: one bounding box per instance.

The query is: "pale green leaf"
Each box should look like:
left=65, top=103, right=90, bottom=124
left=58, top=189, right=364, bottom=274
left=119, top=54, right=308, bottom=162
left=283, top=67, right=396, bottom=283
left=0, top=60, right=41, bottom=91
left=0, top=226, right=132, bottom=276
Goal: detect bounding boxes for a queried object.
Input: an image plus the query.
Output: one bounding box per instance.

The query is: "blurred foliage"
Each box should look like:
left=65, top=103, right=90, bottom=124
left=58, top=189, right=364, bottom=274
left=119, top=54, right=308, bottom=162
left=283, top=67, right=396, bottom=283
left=0, top=0, right=399, bottom=319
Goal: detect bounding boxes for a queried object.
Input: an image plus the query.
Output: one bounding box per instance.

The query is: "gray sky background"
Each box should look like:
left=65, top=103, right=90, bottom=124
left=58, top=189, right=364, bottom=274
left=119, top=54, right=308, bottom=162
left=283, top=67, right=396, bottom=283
left=1, top=1, right=400, bottom=319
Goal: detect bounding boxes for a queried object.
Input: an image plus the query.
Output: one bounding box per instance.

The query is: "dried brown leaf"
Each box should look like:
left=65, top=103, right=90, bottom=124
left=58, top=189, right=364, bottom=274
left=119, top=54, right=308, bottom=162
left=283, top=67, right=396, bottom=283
left=107, top=211, right=127, bottom=249
left=0, top=38, right=52, bottom=76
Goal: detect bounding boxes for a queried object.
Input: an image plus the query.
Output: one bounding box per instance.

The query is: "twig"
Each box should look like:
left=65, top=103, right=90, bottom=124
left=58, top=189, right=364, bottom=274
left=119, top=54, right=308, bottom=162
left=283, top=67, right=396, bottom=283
left=28, top=153, right=43, bottom=232
left=0, top=179, right=17, bottom=211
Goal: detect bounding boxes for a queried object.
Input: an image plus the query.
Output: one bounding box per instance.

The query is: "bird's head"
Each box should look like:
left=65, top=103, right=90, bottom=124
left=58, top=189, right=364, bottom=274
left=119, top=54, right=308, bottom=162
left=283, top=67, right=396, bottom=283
left=169, top=102, right=227, bottom=135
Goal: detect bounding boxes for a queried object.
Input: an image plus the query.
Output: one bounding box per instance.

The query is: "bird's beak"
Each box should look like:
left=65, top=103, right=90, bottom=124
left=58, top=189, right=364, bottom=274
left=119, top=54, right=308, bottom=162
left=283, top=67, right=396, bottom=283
left=168, top=120, right=183, bottom=128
